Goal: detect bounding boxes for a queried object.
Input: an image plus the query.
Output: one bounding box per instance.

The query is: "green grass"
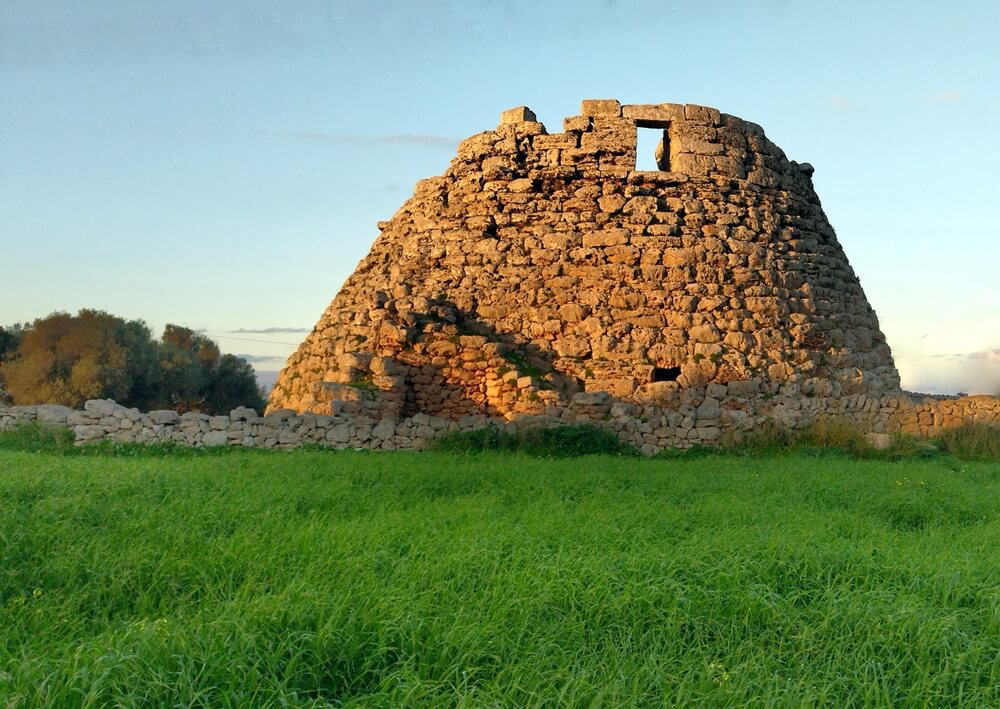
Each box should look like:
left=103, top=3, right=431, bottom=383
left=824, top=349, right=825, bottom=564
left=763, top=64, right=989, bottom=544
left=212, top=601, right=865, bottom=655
left=0, top=447, right=998, bottom=707
left=432, top=424, right=637, bottom=457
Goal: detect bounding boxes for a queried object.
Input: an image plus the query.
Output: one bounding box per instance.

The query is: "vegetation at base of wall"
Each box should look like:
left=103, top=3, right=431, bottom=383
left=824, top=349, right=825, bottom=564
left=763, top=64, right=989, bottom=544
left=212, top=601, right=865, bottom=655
left=1, top=449, right=998, bottom=706
left=431, top=424, right=638, bottom=457
left=0, top=422, right=77, bottom=454
left=0, top=423, right=249, bottom=458
left=3, top=417, right=998, bottom=461
left=0, top=310, right=264, bottom=414
left=691, top=417, right=999, bottom=462
left=933, top=422, right=1000, bottom=460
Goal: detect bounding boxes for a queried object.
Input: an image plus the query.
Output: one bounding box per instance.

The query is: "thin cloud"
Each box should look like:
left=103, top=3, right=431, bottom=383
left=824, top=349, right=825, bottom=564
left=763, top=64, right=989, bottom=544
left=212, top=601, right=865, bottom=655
left=229, top=327, right=309, bottom=334
left=288, top=131, right=458, bottom=148
left=235, top=353, right=289, bottom=364
left=900, top=347, right=1000, bottom=395
left=829, top=96, right=860, bottom=112
left=968, top=348, right=1000, bottom=364
left=927, top=89, right=968, bottom=104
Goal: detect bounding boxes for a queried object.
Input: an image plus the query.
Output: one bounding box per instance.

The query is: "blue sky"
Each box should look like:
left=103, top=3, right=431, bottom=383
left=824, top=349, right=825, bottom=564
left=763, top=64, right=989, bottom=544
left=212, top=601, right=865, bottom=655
left=2, top=1, right=998, bottom=393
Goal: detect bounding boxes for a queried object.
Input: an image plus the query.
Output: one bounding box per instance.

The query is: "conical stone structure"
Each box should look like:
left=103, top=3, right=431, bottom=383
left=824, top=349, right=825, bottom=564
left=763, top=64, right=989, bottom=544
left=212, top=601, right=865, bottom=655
left=268, top=99, right=900, bottom=428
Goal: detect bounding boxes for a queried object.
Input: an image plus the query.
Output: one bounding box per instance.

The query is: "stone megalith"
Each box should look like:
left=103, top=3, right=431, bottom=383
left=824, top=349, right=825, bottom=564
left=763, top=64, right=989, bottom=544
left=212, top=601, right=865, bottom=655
left=268, top=99, right=899, bottom=420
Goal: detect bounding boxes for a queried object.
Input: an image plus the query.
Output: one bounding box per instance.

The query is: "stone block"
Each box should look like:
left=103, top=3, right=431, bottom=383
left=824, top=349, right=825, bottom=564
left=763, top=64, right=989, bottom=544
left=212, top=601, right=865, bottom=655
left=149, top=410, right=180, bottom=425
left=202, top=431, right=229, bottom=447
left=84, top=399, right=118, bottom=417
left=580, top=99, right=622, bottom=116
left=36, top=404, right=73, bottom=424
left=499, top=106, right=537, bottom=124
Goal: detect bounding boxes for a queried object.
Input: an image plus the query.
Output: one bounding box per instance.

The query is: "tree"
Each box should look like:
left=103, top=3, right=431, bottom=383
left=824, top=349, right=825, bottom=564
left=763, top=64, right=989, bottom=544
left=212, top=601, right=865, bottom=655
left=0, top=312, right=263, bottom=414
left=0, top=325, right=21, bottom=360
left=204, top=354, right=265, bottom=414
left=156, top=324, right=263, bottom=414
left=0, top=325, right=21, bottom=404
left=0, top=311, right=159, bottom=409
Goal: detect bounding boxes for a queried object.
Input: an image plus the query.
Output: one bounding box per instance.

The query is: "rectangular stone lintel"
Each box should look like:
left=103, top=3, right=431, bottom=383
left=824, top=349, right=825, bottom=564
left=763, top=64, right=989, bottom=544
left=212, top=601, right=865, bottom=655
left=623, top=105, right=673, bottom=124
left=580, top=99, right=622, bottom=117
left=500, top=105, right=537, bottom=124
left=626, top=170, right=690, bottom=185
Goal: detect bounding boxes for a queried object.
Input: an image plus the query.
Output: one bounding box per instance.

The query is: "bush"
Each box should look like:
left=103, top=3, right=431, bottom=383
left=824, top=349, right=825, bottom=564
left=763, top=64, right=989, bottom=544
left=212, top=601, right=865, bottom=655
left=0, top=423, right=258, bottom=458
left=431, top=424, right=638, bottom=457
left=0, top=422, right=76, bottom=454
left=932, top=423, right=1000, bottom=460
left=797, top=417, right=869, bottom=453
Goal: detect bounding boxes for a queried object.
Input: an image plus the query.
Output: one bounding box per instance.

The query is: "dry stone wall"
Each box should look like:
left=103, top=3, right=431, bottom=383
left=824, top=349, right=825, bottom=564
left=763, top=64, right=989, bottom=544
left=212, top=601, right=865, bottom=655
left=266, top=98, right=904, bottom=433
left=4, top=100, right=992, bottom=455
left=2, top=393, right=998, bottom=456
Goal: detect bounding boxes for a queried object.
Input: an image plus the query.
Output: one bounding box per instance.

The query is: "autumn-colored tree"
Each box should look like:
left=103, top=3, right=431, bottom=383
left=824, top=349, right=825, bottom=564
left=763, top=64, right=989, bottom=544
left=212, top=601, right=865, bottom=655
left=0, top=311, right=159, bottom=409
left=0, top=312, right=264, bottom=413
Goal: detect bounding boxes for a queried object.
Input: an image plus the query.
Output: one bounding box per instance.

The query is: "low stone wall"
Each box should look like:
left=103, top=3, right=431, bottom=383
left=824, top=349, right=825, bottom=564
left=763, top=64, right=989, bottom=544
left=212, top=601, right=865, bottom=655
left=1, top=390, right=998, bottom=456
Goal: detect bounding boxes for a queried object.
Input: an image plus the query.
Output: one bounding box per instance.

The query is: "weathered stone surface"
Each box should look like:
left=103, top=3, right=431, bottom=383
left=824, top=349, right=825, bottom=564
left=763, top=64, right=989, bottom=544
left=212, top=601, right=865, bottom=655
left=149, top=410, right=180, bottom=425
left=500, top=105, right=537, bottom=124
left=1, top=100, right=990, bottom=456
left=202, top=431, right=229, bottom=447
left=36, top=404, right=73, bottom=423
left=2, top=392, right=997, bottom=456
left=84, top=399, right=118, bottom=417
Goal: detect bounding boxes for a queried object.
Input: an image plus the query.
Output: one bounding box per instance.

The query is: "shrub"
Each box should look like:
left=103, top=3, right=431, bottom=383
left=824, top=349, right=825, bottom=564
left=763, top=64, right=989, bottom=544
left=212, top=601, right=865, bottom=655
left=932, top=423, right=1000, bottom=460
left=431, top=424, right=637, bottom=457
left=797, top=417, right=869, bottom=453
left=0, top=422, right=76, bottom=454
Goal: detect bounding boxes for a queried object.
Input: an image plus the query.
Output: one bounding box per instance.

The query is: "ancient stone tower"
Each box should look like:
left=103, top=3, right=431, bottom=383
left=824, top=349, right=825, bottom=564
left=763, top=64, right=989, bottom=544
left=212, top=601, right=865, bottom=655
left=268, top=99, right=900, bottom=424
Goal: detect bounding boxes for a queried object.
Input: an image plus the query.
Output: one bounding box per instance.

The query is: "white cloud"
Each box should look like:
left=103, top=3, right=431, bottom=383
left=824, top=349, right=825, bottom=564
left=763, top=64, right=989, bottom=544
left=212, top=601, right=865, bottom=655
left=829, top=96, right=860, bottom=112
left=899, top=347, right=1000, bottom=395
left=927, top=89, right=968, bottom=104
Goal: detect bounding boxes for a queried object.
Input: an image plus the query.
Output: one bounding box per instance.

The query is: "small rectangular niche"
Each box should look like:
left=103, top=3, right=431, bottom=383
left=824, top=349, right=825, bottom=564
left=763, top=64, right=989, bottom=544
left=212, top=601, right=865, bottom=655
left=634, top=120, right=670, bottom=171
left=651, top=366, right=681, bottom=383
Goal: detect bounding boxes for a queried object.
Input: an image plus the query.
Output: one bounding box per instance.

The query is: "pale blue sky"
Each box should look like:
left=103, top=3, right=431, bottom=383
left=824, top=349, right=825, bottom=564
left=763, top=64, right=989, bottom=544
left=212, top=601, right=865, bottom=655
left=2, top=1, right=998, bottom=393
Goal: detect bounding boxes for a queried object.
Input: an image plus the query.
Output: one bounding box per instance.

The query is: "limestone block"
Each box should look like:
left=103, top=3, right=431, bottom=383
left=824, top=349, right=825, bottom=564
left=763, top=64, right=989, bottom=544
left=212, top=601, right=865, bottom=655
left=696, top=397, right=721, bottom=420
left=36, top=404, right=73, bottom=424
left=209, top=416, right=230, bottom=431
left=202, top=431, right=229, bottom=447
left=689, top=324, right=721, bottom=343
left=84, top=399, right=118, bottom=417
left=149, top=410, right=180, bottom=425
left=581, top=99, right=622, bottom=116
left=230, top=406, right=257, bottom=421
left=372, top=419, right=395, bottom=440
left=499, top=106, right=537, bottom=124
left=582, top=228, right=630, bottom=248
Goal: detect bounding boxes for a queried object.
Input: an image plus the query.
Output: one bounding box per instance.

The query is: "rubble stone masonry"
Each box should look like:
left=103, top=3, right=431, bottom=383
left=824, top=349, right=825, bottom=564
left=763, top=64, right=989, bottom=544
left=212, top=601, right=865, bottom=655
left=3, top=100, right=996, bottom=454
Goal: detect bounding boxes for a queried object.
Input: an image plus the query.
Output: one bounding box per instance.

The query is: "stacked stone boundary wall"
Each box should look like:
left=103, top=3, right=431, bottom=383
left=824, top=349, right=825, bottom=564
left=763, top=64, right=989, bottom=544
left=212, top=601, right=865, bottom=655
left=2, top=392, right=998, bottom=456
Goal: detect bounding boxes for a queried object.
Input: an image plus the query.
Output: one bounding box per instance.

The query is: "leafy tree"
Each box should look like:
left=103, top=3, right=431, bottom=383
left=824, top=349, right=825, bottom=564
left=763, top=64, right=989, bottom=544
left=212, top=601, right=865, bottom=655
left=0, top=325, right=21, bottom=360
left=156, top=324, right=263, bottom=414
left=0, top=311, right=158, bottom=409
left=0, top=312, right=264, bottom=414
left=0, top=325, right=21, bottom=404
left=204, top=354, right=265, bottom=414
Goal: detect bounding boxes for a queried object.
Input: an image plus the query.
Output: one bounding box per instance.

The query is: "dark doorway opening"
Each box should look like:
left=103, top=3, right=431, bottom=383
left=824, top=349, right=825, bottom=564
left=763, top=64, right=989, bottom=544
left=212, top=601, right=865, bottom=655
left=651, top=366, right=681, bottom=383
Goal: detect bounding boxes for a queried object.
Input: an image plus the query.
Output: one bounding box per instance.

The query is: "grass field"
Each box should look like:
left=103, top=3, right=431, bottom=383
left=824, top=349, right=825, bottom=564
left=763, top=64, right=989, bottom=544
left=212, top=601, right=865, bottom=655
left=1, top=446, right=998, bottom=707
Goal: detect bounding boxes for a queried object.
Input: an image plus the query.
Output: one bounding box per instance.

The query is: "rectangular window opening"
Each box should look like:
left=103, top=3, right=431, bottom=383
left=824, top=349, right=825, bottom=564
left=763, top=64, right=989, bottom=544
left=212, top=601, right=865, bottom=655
left=634, top=120, right=670, bottom=171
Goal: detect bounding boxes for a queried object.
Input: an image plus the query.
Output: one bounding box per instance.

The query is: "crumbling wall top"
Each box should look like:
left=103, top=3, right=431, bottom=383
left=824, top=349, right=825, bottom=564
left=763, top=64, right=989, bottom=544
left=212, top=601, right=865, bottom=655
left=493, top=98, right=814, bottom=189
